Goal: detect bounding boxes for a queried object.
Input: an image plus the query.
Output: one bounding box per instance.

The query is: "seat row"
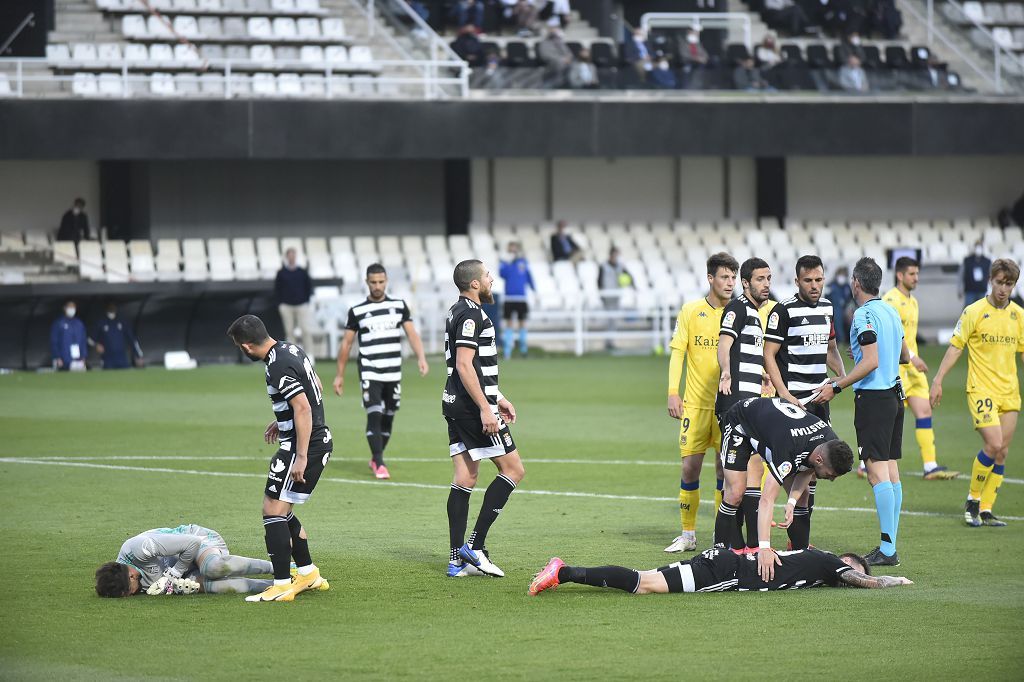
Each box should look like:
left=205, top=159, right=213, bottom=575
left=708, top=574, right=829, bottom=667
left=49, top=43, right=373, bottom=71
left=121, top=15, right=347, bottom=43
left=98, top=0, right=326, bottom=16
left=68, top=71, right=381, bottom=97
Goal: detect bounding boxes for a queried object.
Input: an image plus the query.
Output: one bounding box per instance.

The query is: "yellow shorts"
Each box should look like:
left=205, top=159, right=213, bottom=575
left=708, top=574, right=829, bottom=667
left=967, top=391, right=1022, bottom=429
left=899, top=365, right=929, bottom=401
left=679, top=407, right=721, bottom=457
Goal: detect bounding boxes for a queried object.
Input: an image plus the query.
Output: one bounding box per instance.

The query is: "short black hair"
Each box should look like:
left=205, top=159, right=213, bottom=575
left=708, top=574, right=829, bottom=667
left=74, top=197, right=86, bottom=208
left=894, top=256, right=919, bottom=274
left=823, top=439, right=855, bottom=476
left=852, top=257, right=882, bottom=296
left=839, top=553, right=871, bottom=575
left=226, top=314, right=269, bottom=345
left=707, top=252, right=739, bottom=277
left=95, top=562, right=131, bottom=598
left=453, top=259, right=484, bottom=292
left=366, top=263, right=387, bottom=277
left=740, top=257, right=770, bottom=283
left=795, top=255, right=824, bottom=277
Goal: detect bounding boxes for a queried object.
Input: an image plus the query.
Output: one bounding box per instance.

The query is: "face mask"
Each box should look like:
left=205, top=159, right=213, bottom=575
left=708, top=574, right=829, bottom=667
left=975, top=246, right=983, bottom=256
left=65, top=307, right=76, bottom=318
left=658, top=61, right=669, bottom=70
left=836, top=276, right=847, bottom=286
left=687, top=34, right=698, bottom=44
left=107, top=312, right=116, bottom=320
left=850, top=36, right=861, bottom=45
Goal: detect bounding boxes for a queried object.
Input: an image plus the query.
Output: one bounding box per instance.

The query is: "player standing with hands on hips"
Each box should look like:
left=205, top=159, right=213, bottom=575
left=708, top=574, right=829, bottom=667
left=812, top=257, right=912, bottom=567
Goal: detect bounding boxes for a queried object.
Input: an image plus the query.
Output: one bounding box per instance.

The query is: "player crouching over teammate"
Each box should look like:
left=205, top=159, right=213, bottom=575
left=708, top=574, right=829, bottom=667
left=529, top=547, right=912, bottom=596
left=94, top=524, right=325, bottom=597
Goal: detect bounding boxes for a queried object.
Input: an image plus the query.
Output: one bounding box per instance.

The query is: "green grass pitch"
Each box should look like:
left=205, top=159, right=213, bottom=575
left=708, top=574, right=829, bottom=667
left=2, top=346, right=1022, bottom=680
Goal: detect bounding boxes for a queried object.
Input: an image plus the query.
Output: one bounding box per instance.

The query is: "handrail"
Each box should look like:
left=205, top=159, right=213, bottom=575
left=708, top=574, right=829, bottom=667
left=0, top=12, right=36, bottom=56
left=639, top=12, right=753, bottom=51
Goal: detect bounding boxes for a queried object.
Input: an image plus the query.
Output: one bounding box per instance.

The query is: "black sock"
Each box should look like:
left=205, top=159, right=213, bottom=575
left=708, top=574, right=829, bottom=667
left=713, top=501, right=740, bottom=548
left=286, top=513, right=312, bottom=568
left=263, top=515, right=292, bottom=581
left=366, top=411, right=384, bottom=465
left=743, top=487, right=761, bottom=549
left=381, top=412, right=395, bottom=451
left=447, top=484, right=472, bottom=557
left=787, top=507, right=811, bottom=550
left=471, top=474, right=517, bottom=550
left=557, top=565, right=640, bottom=593
left=808, top=483, right=816, bottom=516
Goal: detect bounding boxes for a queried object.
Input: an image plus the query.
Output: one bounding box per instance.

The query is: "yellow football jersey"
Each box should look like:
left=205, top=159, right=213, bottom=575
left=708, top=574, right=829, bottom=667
left=950, top=298, right=1024, bottom=398
left=883, top=287, right=919, bottom=356
left=758, top=300, right=777, bottom=329
left=669, top=297, right=725, bottom=409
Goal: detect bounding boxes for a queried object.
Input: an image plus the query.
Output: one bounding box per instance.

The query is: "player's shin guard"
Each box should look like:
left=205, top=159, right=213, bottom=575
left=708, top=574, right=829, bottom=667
left=980, top=464, right=1005, bottom=513
left=679, top=480, right=700, bottom=532
left=366, top=410, right=384, bottom=465
left=503, top=327, right=515, bottom=359
left=286, top=512, right=312, bottom=568
left=892, top=482, right=903, bottom=543
left=969, top=451, right=996, bottom=499
left=713, top=501, right=740, bottom=548
left=871, top=482, right=897, bottom=557
left=558, top=565, right=641, bottom=593
left=262, top=515, right=293, bottom=582
left=381, top=412, right=395, bottom=451
left=470, top=474, right=517, bottom=550
left=447, top=484, right=472, bottom=561
left=742, top=487, right=761, bottom=549
left=787, top=507, right=810, bottom=550
left=915, top=418, right=937, bottom=469
left=518, top=327, right=528, bottom=355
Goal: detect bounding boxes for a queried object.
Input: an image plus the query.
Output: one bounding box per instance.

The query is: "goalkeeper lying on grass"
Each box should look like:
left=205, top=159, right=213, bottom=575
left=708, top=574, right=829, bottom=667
left=95, top=524, right=327, bottom=597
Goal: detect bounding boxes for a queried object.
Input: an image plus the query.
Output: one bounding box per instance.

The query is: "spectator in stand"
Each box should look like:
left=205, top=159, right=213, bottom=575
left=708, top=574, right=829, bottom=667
left=763, top=0, right=812, bottom=36
left=544, top=0, right=571, bottom=29
left=499, top=241, right=536, bottom=359
left=755, top=32, right=782, bottom=68
left=568, top=48, right=600, bottom=88
left=550, top=220, right=582, bottom=262
left=451, top=24, right=485, bottom=65
left=869, top=0, right=902, bottom=39
left=451, top=0, right=484, bottom=30
left=472, top=52, right=507, bottom=89
left=838, top=54, right=870, bottom=92
left=51, top=299, right=88, bottom=371
left=960, top=240, right=993, bottom=306
left=922, top=54, right=948, bottom=89
left=89, top=302, right=143, bottom=370
left=836, top=32, right=866, bottom=64
left=57, top=198, right=90, bottom=244
left=648, top=55, right=678, bottom=89
left=274, top=248, right=316, bottom=352
left=623, top=27, right=653, bottom=78
left=678, top=29, right=709, bottom=89
left=537, top=26, right=574, bottom=87
left=598, top=247, right=634, bottom=349
left=408, top=0, right=430, bottom=22
left=733, top=57, right=771, bottom=90
left=512, top=0, right=541, bottom=36
left=827, top=266, right=853, bottom=343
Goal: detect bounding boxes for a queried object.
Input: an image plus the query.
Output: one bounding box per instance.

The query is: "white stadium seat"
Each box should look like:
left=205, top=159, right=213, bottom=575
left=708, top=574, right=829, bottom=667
left=247, top=17, right=273, bottom=38
left=300, top=45, right=324, bottom=63
left=252, top=72, right=277, bottom=95
left=150, top=72, right=177, bottom=96
left=256, top=237, right=281, bottom=278
left=98, top=73, right=125, bottom=97
left=278, top=73, right=302, bottom=96
left=271, top=0, right=295, bottom=10
left=321, top=17, right=345, bottom=38
left=72, top=43, right=100, bottom=66
left=182, top=238, right=209, bottom=281
left=251, top=44, right=275, bottom=64
left=124, top=43, right=150, bottom=65
left=129, top=240, right=156, bottom=281
left=272, top=17, right=298, bottom=39
left=207, top=238, right=234, bottom=281
left=297, top=17, right=321, bottom=37
left=72, top=73, right=99, bottom=96
left=97, top=43, right=123, bottom=66
left=325, top=45, right=348, bottom=63
left=173, top=15, right=201, bottom=38
left=122, top=15, right=147, bottom=38
left=150, top=43, right=175, bottom=66
left=175, top=43, right=203, bottom=64
left=147, top=15, right=175, bottom=39
left=78, top=242, right=106, bottom=280
left=47, top=44, right=71, bottom=64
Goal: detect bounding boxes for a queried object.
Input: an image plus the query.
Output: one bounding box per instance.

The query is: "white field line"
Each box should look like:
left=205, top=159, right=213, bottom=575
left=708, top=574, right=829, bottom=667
left=18, top=454, right=1024, bottom=486
left=4, top=457, right=1021, bottom=522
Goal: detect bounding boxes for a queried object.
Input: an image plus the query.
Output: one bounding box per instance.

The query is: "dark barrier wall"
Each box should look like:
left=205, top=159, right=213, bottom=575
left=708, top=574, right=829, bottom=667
left=1, top=99, right=1023, bottom=160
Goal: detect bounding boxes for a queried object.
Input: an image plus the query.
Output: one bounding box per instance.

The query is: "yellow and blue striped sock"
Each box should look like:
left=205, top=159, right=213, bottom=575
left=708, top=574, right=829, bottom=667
left=980, top=464, right=1005, bottom=513
left=969, top=451, right=995, bottom=500
left=679, top=479, right=700, bottom=532
left=915, top=417, right=937, bottom=471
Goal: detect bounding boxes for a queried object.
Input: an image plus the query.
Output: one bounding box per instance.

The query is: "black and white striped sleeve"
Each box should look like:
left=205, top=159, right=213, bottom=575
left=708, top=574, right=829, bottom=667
left=269, top=364, right=305, bottom=401
left=719, top=299, right=744, bottom=339
left=763, top=304, right=789, bottom=344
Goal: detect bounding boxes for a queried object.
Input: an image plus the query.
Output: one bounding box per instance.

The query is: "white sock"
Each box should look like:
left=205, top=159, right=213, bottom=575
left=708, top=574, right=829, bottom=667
left=274, top=579, right=291, bottom=586
left=296, top=563, right=317, bottom=576
left=923, top=462, right=938, bottom=472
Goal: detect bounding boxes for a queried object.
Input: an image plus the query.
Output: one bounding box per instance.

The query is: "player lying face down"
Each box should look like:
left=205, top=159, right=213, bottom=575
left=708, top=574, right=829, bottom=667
left=94, top=525, right=295, bottom=597
left=529, top=547, right=912, bottom=596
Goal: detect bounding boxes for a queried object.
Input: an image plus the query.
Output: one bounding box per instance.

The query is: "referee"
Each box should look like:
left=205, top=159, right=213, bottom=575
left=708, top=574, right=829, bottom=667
left=813, top=257, right=910, bottom=567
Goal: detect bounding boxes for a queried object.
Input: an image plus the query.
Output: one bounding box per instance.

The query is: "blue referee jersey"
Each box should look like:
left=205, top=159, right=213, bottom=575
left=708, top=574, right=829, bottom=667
left=850, top=298, right=903, bottom=391
left=499, top=257, right=535, bottom=303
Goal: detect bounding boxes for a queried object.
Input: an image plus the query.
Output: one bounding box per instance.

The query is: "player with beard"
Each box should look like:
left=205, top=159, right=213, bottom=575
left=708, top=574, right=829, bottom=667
left=443, top=260, right=526, bottom=578
left=716, top=258, right=773, bottom=551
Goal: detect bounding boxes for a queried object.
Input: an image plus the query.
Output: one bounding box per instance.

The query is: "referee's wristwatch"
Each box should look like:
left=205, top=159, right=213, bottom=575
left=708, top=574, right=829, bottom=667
left=830, top=380, right=842, bottom=394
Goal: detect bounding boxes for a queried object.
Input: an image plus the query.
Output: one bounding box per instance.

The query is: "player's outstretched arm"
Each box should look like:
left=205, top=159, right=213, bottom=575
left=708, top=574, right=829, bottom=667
left=839, top=571, right=913, bottom=589
left=333, top=330, right=357, bottom=395
left=763, top=339, right=799, bottom=405
left=930, top=345, right=963, bottom=407
left=402, top=320, right=429, bottom=377
left=826, top=338, right=846, bottom=378
left=717, top=333, right=734, bottom=395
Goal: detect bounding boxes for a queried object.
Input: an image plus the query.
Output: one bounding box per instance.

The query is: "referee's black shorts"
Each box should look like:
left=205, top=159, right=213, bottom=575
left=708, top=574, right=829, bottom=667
left=503, top=300, right=529, bottom=322
left=854, top=388, right=904, bottom=462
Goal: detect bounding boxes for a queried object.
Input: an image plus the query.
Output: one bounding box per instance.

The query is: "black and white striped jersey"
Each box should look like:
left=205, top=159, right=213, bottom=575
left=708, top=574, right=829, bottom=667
left=716, top=294, right=765, bottom=416
left=442, top=296, right=500, bottom=420
left=764, top=295, right=835, bottom=400
left=345, top=296, right=412, bottom=384
left=736, top=547, right=853, bottom=590
left=264, top=341, right=327, bottom=444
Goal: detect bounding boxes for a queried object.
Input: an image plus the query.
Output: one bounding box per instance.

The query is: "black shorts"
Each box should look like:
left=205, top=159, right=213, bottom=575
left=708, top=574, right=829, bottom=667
left=362, top=380, right=401, bottom=414
left=719, top=414, right=755, bottom=473
left=658, top=548, right=739, bottom=593
left=854, top=389, right=904, bottom=462
left=265, top=429, right=333, bottom=504
left=503, top=300, right=529, bottom=322
left=447, top=414, right=517, bottom=461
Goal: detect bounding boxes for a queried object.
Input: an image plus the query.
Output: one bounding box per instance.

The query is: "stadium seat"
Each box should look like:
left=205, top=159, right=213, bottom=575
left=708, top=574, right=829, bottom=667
left=175, top=43, right=203, bottom=64
left=884, top=46, right=910, bottom=69
left=78, top=242, right=106, bottom=280
left=249, top=0, right=271, bottom=11
left=252, top=72, right=277, bottom=95
left=805, top=44, right=831, bottom=69
left=321, top=18, right=345, bottom=38
left=105, top=241, right=131, bottom=283
left=962, top=1, right=986, bottom=22
left=124, top=43, right=150, bottom=65
left=985, top=2, right=1005, bottom=23
left=247, top=17, right=273, bottom=38
left=589, top=41, right=616, bottom=68
left=992, top=27, right=1014, bottom=49
left=256, top=237, right=281, bottom=277
left=325, top=45, right=348, bottom=63
left=151, top=72, right=177, bottom=96
left=173, top=15, right=201, bottom=38
left=181, top=238, right=209, bottom=281
left=296, top=0, right=321, bottom=12
left=297, top=16, right=321, bottom=38
left=174, top=0, right=199, bottom=9
left=71, top=72, right=99, bottom=96
left=278, top=72, right=302, bottom=96
left=72, top=43, right=100, bottom=66
left=47, top=43, right=71, bottom=65
left=251, top=43, right=275, bottom=64
left=129, top=240, right=156, bottom=281
left=98, top=73, right=125, bottom=97
left=505, top=41, right=532, bottom=67
left=273, top=17, right=298, bottom=39
left=300, top=45, right=324, bottom=63
left=97, top=43, right=123, bottom=66
left=271, top=0, right=295, bottom=10
left=207, top=238, right=234, bottom=281
left=147, top=15, right=175, bottom=39
left=348, top=46, right=373, bottom=64
left=122, top=15, right=147, bottom=38
left=150, top=44, right=175, bottom=66
left=230, top=238, right=259, bottom=279
left=223, top=17, right=247, bottom=37
left=300, top=73, right=326, bottom=95
left=53, top=240, right=78, bottom=265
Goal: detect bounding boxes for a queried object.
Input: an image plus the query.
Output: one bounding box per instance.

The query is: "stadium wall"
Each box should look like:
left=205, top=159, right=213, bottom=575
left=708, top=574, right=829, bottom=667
left=0, top=161, right=100, bottom=235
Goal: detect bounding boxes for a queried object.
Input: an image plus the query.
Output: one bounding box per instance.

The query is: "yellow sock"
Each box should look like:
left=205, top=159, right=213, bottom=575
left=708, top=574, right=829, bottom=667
left=760, top=466, right=768, bottom=490
left=714, top=486, right=723, bottom=516
left=916, top=428, right=937, bottom=468
left=679, top=488, right=700, bottom=532
left=980, top=468, right=1004, bottom=513
left=969, top=452, right=995, bottom=499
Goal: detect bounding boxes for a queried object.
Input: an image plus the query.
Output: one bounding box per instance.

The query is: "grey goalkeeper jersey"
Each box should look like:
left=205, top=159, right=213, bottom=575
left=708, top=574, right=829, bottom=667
left=116, top=524, right=222, bottom=588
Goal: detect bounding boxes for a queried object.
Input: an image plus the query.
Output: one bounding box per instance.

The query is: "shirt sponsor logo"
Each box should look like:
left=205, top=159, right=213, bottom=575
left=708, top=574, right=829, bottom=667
left=442, top=390, right=457, bottom=404
left=980, top=333, right=1017, bottom=345
left=692, top=335, right=717, bottom=347
left=803, top=333, right=831, bottom=347
left=462, top=319, right=476, bottom=336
